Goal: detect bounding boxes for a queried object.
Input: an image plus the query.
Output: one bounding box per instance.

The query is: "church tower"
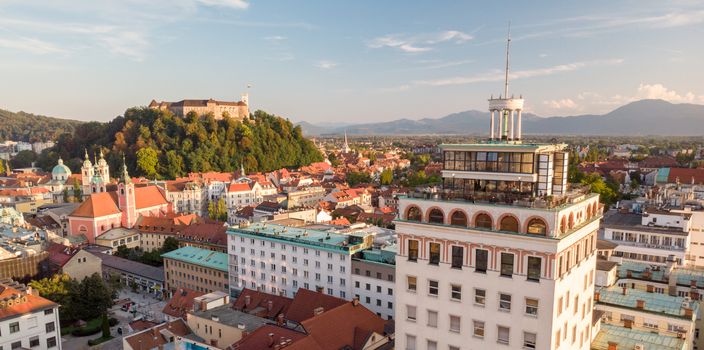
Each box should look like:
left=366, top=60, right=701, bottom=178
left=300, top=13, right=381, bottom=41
left=117, top=157, right=137, bottom=228
left=81, top=149, right=94, bottom=198
left=96, top=150, right=110, bottom=183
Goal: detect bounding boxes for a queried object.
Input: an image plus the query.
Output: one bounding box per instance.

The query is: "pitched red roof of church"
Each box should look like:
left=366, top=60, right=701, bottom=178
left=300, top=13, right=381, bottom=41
left=70, top=192, right=121, bottom=218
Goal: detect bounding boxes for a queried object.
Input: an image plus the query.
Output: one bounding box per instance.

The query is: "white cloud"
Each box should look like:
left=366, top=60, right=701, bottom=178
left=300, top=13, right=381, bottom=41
left=315, top=60, right=337, bottom=69
left=543, top=98, right=577, bottom=110
left=264, top=35, right=287, bottom=41
left=0, top=36, right=66, bottom=54
left=413, top=58, right=623, bottom=87
left=367, top=30, right=472, bottom=53
left=635, top=83, right=703, bottom=103
left=195, top=0, right=249, bottom=9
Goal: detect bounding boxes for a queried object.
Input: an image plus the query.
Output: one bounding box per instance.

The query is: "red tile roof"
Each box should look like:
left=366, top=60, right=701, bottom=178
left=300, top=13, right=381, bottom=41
left=177, top=222, right=227, bottom=246
left=296, top=302, right=387, bottom=350
left=162, top=288, right=204, bottom=319
left=667, top=167, right=704, bottom=185
left=232, top=288, right=293, bottom=319
left=134, top=185, right=169, bottom=209
left=46, top=243, right=80, bottom=268
left=70, top=192, right=121, bottom=218
left=285, top=289, right=347, bottom=323
left=124, top=319, right=191, bottom=350
left=227, top=182, right=252, bottom=192
left=128, top=319, right=160, bottom=332
left=231, top=324, right=310, bottom=350
left=0, top=284, right=57, bottom=322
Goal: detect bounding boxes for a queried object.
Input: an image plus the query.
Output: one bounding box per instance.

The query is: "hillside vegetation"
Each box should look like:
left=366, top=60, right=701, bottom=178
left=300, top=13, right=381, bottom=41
left=0, top=109, right=82, bottom=142
left=47, top=108, right=323, bottom=178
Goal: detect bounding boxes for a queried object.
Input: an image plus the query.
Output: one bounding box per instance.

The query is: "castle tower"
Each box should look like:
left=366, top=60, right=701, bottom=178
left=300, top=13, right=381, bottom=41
left=96, top=149, right=110, bottom=183
left=488, top=24, right=524, bottom=142
left=117, top=156, right=137, bottom=228
left=81, top=149, right=94, bottom=198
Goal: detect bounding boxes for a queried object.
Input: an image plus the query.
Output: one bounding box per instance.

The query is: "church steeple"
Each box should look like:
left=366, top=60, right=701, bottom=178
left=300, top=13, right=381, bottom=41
left=343, top=130, right=351, bottom=153
left=120, top=155, right=132, bottom=184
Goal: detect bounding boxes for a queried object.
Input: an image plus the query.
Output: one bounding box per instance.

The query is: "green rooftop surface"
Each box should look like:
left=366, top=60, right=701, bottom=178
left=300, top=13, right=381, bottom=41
left=617, top=260, right=704, bottom=288
left=161, top=246, right=228, bottom=272
left=591, top=324, right=686, bottom=350
left=227, top=223, right=370, bottom=254
left=597, top=285, right=698, bottom=318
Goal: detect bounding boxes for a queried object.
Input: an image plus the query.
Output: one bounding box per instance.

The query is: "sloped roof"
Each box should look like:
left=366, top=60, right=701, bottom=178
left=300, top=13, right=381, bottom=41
left=0, top=283, right=57, bottom=322
left=134, top=186, right=169, bottom=209
left=46, top=243, right=79, bottom=268
left=228, top=182, right=252, bottom=192
left=232, top=288, right=293, bottom=320
left=231, top=325, right=310, bottom=350
left=70, top=192, right=121, bottom=218
left=162, top=288, right=205, bottom=319
left=124, top=319, right=191, bottom=350
left=178, top=222, right=227, bottom=246
left=286, top=288, right=347, bottom=323
left=297, top=301, right=387, bottom=350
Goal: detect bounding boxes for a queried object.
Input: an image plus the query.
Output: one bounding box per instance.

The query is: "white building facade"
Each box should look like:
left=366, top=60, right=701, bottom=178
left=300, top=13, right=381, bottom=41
left=0, top=283, right=62, bottom=350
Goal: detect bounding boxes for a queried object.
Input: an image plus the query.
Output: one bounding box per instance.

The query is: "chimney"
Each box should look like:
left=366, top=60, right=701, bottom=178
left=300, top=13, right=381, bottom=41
left=352, top=297, right=360, bottom=307
left=607, top=342, right=618, bottom=350
left=594, top=291, right=600, bottom=302
left=636, top=300, right=645, bottom=309
left=276, top=313, right=285, bottom=326
left=244, top=295, right=251, bottom=307
left=267, top=300, right=273, bottom=311
left=622, top=287, right=627, bottom=295
left=646, top=285, right=654, bottom=293
left=626, top=270, right=632, bottom=278
left=267, top=333, right=275, bottom=347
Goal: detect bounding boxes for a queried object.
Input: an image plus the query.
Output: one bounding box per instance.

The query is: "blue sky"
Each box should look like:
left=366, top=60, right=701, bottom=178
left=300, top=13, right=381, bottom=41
left=1, top=0, right=703, bottom=123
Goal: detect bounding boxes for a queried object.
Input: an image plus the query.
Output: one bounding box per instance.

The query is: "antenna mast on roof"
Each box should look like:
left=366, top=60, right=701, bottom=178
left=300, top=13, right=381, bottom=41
left=503, top=21, right=511, bottom=98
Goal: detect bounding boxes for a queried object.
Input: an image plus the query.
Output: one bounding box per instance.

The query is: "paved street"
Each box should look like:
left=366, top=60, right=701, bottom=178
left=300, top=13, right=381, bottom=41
left=60, top=288, right=167, bottom=349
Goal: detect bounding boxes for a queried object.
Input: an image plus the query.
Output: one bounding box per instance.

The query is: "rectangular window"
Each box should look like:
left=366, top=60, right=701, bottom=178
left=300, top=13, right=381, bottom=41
left=427, top=310, right=438, bottom=327
left=451, top=246, right=463, bottom=268
left=46, top=321, right=56, bottom=333
left=426, top=340, right=437, bottom=350
left=428, top=280, right=439, bottom=296
left=497, top=326, right=510, bottom=344
left=407, top=276, right=417, bottom=292
left=473, top=320, right=485, bottom=338
left=9, top=321, right=19, bottom=333
left=450, top=315, right=461, bottom=332
left=408, top=240, right=419, bottom=261
left=524, top=332, right=537, bottom=349
left=29, top=336, right=40, bottom=348
left=12, top=341, right=22, bottom=350
left=527, top=256, right=541, bottom=281
left=406, top=305, right=417, bottom=321
left=475, top=288, right=486, bottom=305
left=500, top=253, right=514, bottom=277
left=451, top=284, right=461, bottom=300
left=429, top=243, right=440, bottom=265
left=526, top=298, right=538, bottom=316
left=476, top=249, right=488, bottom=273
left=406, top=334, right=416, bottom=350
left=499, top=293, right=511, bottom=311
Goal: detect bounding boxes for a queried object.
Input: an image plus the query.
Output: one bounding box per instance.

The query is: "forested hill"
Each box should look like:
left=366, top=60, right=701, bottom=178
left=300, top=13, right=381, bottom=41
left=48, top=108, right=323, bottom=179
left=0, top=109, right=82, bottom=142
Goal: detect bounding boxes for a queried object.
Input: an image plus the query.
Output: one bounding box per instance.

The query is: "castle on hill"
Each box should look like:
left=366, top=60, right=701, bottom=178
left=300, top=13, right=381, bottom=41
left=148, top=94, right=249, bottom=120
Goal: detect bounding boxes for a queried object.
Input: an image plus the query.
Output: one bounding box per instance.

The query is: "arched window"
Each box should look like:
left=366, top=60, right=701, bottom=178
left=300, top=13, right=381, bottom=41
left=560, top=216, right=567, bottom=233
left=428, top=208, right=444, bottom=224
left=406, top=206, right=421, bottom=222
left=527, top=218, right=547, bottom=235
left=568, top=213, right=575, bottom=230
left=500, top=216, right=519, bottom=233
left=450, top=211, right=467, bottom=226
left=475, top=213, right=493, bottom=229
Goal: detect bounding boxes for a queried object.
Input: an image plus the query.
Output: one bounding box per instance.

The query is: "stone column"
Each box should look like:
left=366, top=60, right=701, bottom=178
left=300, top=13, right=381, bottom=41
left=498, top=109, right=504, bottom=139
left=516, top=109, right=522, bottom=140
left=509, top=109, right=515, bottom=140
left=490, top=110, right=495, bottom=140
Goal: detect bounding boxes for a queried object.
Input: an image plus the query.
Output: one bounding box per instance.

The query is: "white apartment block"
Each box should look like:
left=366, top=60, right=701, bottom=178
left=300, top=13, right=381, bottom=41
left=351, top=247, right=396, bottom=320
left=394, top=66, right=602, bottom=350
left=224, top=182, right=261, bottom=209
left=0, top=282, right=62, bottom=350
left=602, top=209, right=692, bottom=266
left=227, top=223, right=373, bottom=300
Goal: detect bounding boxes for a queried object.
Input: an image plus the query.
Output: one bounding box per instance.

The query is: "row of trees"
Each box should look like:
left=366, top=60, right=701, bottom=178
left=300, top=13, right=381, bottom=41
left=38, top=109, right=323, bottom=179
left=114, top=236, right=179, bottom=267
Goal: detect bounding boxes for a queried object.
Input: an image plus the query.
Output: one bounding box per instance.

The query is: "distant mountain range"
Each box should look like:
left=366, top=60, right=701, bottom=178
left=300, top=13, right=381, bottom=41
left=296, top=99, right=704, bottom=136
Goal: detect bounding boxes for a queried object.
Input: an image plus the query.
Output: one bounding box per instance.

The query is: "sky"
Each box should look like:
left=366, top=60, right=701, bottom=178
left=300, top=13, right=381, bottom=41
left=1, top=0, right=703, bottom=123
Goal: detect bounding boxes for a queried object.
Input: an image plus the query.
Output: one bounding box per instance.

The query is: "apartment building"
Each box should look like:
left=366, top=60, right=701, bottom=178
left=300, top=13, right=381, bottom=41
left=227, top=223, right=373, bottom=299
left=285, top=186, right=326, bottom=209
left=394, top=51, right=602, bottom=350
left=0, top=280, right=62, bottom=350
left=162, top=246, right=229, bottom=295
left=352, top=246, right=396, bottom=320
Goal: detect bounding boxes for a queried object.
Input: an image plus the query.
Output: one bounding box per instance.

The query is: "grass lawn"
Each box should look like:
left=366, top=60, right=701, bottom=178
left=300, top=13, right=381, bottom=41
left=60, top=317, right=102, bottom=336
